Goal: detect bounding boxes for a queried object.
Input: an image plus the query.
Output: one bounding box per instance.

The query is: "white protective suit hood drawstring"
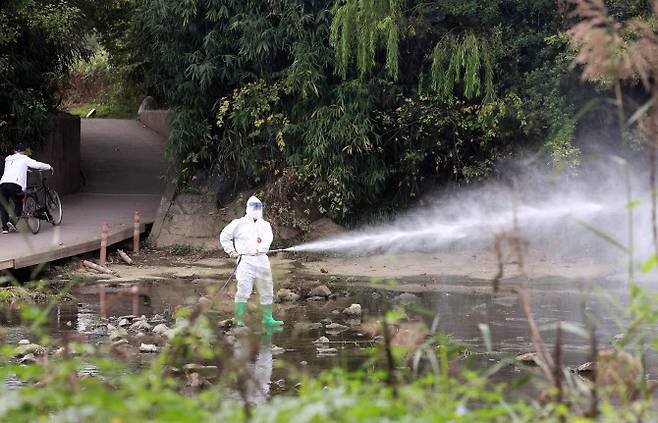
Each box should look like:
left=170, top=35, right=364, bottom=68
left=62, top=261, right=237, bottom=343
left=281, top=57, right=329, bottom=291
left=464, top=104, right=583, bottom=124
left=246, top=195, right=263, bottom=221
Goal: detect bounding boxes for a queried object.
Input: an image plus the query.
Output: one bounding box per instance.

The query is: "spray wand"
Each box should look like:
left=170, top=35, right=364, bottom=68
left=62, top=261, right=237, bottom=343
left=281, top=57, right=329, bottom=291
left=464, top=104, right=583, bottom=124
left=268, top=248, right=293, bottom=253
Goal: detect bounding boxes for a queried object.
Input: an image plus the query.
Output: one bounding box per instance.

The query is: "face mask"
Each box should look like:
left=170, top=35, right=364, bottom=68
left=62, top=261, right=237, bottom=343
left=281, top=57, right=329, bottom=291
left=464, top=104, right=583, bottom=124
left=248, top=209, right=263, bottom=220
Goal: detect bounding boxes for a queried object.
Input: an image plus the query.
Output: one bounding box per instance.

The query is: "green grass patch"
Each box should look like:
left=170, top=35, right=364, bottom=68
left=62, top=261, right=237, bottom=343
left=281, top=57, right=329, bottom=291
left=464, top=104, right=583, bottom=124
left=168, top=243, right=200, bottom=256
left=67, top=101, right=137, bottom=119
left=0, top=286, right=39, bottom=304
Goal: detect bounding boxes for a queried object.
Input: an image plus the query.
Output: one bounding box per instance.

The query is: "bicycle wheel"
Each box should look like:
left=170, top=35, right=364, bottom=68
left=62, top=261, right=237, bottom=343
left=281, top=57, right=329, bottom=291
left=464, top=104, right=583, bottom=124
left=46, top=188, right=62, bottom=225
left=23, top=196, right=40, bottom=234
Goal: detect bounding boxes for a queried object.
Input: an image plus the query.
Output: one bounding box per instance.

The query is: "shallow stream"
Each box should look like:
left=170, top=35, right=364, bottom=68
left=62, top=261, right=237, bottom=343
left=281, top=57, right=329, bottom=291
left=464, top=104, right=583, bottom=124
left=2, top=271, right=656, bottom=397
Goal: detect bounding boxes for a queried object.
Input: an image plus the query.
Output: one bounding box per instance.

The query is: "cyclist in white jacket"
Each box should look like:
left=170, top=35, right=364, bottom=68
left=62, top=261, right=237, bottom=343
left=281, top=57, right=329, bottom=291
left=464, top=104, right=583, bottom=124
left=0, top=143, right=52, bottom=234
left=219, top=196, right=284, bottom=327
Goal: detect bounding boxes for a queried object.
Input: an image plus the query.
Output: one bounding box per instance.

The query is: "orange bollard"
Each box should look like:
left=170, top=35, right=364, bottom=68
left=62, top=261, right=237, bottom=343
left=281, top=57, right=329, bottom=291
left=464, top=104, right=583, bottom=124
left=100, top=222, right=108, bottom=266
left=133, top=211, right=140, bottom=253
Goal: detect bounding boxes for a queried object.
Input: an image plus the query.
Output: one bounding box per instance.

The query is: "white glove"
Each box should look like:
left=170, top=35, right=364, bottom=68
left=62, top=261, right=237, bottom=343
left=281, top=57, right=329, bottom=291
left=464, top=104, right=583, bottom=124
left=229, top=251, right=239, bottom=258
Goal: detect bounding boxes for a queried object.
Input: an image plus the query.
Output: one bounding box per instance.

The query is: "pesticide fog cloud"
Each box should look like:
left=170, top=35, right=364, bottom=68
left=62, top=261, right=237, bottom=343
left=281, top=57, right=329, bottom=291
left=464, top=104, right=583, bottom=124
left=288, top=156, right=655, bottom=265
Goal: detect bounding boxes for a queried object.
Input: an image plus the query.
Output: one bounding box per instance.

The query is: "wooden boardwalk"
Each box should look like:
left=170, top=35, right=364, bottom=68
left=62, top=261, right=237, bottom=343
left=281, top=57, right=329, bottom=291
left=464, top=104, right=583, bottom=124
left=0, top=119, right=166, bottom=270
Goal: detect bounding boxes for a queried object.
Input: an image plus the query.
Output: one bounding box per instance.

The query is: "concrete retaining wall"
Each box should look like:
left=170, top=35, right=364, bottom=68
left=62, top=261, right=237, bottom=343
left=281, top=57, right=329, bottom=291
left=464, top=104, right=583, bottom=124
left=30, top=113, right=81, bottom=195
left=150, top=192, right=241, bottom=250
left=138, top=110, right=171, bottom=138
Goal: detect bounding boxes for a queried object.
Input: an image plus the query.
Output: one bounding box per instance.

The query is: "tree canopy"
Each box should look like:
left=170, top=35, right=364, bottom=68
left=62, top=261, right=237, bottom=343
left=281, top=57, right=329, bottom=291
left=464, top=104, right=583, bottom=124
left=2, top=0, right=654, bottom=222
left=134, top=0, right=648, bottom=222
left=0, top=0, right=90, bottom=152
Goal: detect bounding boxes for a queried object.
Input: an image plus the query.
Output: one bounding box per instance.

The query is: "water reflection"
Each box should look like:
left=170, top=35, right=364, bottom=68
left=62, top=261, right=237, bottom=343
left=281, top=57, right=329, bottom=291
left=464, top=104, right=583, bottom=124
left=2, top=276, right=656, bottom=389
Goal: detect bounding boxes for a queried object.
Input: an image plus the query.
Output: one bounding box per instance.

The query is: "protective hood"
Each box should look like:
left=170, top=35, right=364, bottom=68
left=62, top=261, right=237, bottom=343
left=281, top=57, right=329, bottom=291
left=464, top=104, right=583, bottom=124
left=245, top=195, right=263, bottom=220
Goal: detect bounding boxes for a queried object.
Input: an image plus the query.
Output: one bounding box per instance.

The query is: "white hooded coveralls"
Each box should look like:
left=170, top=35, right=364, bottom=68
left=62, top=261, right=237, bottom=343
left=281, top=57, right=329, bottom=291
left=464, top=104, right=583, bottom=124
left=219, top=212, right=274, bottom=305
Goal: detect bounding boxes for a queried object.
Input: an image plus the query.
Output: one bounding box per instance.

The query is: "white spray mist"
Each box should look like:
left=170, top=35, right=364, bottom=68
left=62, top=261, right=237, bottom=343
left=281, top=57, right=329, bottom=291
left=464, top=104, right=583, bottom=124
left=286, top=158, right=654, bottom=263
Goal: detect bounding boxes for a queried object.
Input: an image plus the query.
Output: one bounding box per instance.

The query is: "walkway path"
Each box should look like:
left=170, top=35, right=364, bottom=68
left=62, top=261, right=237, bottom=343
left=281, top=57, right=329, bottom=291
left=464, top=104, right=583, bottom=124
left=0, top=119, right=166, bottom=270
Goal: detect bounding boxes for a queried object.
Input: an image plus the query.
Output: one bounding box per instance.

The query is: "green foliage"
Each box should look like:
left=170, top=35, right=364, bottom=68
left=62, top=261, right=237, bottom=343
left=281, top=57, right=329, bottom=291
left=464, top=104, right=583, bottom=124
left=128, top=0, right=648, bottom=221
left=429, top=33, right=496, bottom=102
left=0, top=0, right=90, bottom=152
left=168, top=243, right=199, bottom=256
left=211, top=80, right=289, bottom=187
left=330, top=0, right=403, bottom=80
left=373, top=94, right=517, bottom=200
left=3, top=0, right=652, bottom=221
left=72, top=0, right=147, bottom=98
left=66, top=101, right=138, bottom=119
left=330, top=1, right=496, bottom=102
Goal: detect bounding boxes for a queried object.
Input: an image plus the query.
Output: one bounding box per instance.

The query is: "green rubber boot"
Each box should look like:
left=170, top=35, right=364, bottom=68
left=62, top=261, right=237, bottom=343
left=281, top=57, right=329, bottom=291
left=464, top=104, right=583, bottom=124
left=235, top=302, right=247, bottom=327
left=261, top=304, right=284, bottom=327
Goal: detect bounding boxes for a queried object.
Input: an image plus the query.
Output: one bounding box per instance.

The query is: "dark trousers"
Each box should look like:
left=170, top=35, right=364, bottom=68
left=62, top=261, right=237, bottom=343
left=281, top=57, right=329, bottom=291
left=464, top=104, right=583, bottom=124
left=0, top=182, right=23, bottom=230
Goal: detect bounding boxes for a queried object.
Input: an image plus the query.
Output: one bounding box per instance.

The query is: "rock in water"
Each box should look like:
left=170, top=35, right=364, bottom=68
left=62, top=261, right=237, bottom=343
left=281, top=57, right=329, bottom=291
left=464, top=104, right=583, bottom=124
left=110, top=328, right=128, bottom=341
left=19, top=353, right=37, bottom=364
left=308, top=284, right=331, bottom=298
left=325, top=323, right=348, bottom=333
left=15, top=344, right=45, bottom=358
left=139, top=343, right=158, bottom=353
left=118, top=315, right=136, bottom=321
left=317, top=347, right=338, bottom=356
left=574, top=361, right=594, bottom=373
left=345, top=318, right=361, bottom=326
left=130, top=320, right=152, bottom=332
left=313, top=336, right=330, bottom=345
left=277, top=288, right=300, bottom=302
left=343, top=303, right=362, bottom=316
left=515, top=352, right=538, bottom=366
left=152, top=323, right=170, bottom=336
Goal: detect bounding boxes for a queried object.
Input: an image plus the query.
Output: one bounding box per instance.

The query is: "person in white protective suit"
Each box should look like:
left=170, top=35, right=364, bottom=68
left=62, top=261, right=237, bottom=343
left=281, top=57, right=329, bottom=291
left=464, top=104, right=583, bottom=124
left=219, top=196, right=284, bottom=327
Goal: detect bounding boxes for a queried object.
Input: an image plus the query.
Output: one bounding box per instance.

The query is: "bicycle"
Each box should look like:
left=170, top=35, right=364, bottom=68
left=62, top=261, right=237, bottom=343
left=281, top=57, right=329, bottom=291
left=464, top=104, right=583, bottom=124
left=21, top=169, right=62, bottom=234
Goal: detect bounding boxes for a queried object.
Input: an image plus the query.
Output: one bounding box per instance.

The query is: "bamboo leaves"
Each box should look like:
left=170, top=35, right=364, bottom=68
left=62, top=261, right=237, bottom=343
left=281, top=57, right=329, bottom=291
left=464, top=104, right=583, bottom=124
left=330, top=0, right=402, bottom=80
left=330, top=1, right=495, bottom=101
left=430, top=33, right=494, bottom=102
